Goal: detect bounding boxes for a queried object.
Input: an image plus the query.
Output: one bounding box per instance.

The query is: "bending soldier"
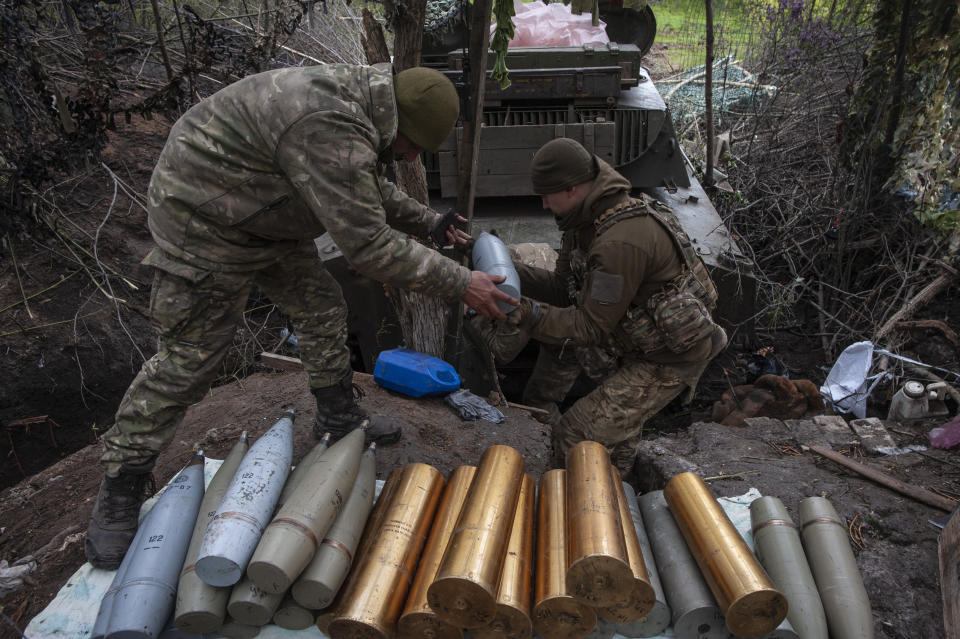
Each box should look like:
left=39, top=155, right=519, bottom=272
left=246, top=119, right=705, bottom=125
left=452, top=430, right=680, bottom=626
left=86, top=64, right=517, bottom=569
left=473, top=137, right=727, bottom=474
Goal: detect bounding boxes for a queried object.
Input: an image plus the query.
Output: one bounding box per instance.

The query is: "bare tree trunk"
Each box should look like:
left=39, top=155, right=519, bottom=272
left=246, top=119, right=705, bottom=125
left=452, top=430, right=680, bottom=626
left=362, top=2, right=447, bottom=357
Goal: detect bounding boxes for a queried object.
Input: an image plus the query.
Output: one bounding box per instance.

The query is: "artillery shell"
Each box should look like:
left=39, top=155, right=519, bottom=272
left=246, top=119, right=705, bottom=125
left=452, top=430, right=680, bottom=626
left=664, top=473, right=787, bottom=638
left=106, top=454, right=206, bottom=638
left=637, top=490, right=727, bottom=639
left=196, top=412, right=294, bottom=587
left=398, top=465, right=475, bottom=639
left=329, top=463, right=445, bottom=639
left=226, top=575, right=283, bottom=627
left=750, top=496, right=827, bottom=639
left=565, top=442, right=634, bottom=609
left=469, top=473, right=535, bottom=639
left=533, top=469, right=597, bottom=639
left=248, top=428, right=364, bottom=594
left=272, top=594, right=316, bottom=630
left=429, top=445, right=525, bottom=629
left=278, top=433, right=330, bottom=506
left=175, top=432, right=249, bottom=633
left=293, top=443, right=377, bottom=610
left=799, top=496, right=874, bottom=639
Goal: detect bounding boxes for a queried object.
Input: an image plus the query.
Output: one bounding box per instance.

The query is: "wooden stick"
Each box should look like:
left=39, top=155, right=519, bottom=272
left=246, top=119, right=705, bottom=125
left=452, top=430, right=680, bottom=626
left=874, top=270, right=956, bottom=342
left=506, top=401, right=550, bottom=416
left=808, top=444, right=956, bottom=512
left=895, top=319, right=959, bottom=345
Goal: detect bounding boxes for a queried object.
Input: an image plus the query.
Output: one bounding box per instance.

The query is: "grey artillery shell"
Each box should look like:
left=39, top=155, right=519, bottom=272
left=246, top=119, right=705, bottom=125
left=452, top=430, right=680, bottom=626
left=92, top=519, right=149, bottom=638
left=247, top=428, right=365, bottom=594
left=196, top=412, right=294, bottom=587
left=227, top=576, right=283, bottom=626
left=799, top=497, right=874, bottom=639
left=278, top=434, right=330, bottom=506
left=175, top=433, right=250, bottom=633
left=614, top=483, right=671, bottom=638
left=750, top=496, right=827, bottom=639
left=105, top=454, right=206, bottom=639
left=637, top=491, right=730, bottom=639
left=272, top=594, right=316, bottom=630
left=292, top=443, right=377, bottom=609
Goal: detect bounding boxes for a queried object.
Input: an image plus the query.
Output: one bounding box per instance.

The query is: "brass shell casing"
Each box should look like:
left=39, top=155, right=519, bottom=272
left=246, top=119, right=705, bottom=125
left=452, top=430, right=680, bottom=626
left=316, top=469, right=403, bottom=635
left=328, top=463, right=445, bottom=639
left=472, top=473, right=536, bottom=639
left=565, top=441, right=634, bottom=608
left=429, top=445, right=525, bottom=629
left=534, top=469, right=597, bottom=639
left=397, top=466, right=476, bottom=639
left=663, top=472, right=788, bottom=639
left=598, top=465, right=655, bottom=623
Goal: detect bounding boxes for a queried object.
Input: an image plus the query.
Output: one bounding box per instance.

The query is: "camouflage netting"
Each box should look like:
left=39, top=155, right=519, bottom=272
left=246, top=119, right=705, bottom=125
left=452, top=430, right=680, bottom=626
left=658, top=55, right=777, bottom=141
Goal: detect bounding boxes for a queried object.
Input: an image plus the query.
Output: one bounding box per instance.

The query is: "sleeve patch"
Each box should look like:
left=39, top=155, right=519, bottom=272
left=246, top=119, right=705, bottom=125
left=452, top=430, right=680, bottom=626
left=589, top=271, right=624, bottom=305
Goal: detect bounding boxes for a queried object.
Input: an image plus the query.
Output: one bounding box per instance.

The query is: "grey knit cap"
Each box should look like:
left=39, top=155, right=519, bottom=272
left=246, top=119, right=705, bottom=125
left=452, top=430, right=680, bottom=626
left=530, top=138, right=598, bottom=195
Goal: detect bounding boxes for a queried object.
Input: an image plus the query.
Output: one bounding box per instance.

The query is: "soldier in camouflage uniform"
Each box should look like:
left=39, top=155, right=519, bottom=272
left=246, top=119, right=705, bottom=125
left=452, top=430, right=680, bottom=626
left=85, top=64, right=517, bottom=569
left=474, top=138, right=727, bottom=474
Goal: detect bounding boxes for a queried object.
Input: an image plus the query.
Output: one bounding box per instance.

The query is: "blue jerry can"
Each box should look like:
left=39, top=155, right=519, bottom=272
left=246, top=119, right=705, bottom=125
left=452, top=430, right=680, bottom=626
left=373, top=348, right=461, bottom=398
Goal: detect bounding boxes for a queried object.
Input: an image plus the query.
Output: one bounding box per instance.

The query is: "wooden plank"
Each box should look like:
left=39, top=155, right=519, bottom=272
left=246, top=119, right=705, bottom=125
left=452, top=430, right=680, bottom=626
left=808, top=445, right=956, bottom=512
left=260, top=352, right=304, bottom=372
left=941, top=506, right=960, bottom=639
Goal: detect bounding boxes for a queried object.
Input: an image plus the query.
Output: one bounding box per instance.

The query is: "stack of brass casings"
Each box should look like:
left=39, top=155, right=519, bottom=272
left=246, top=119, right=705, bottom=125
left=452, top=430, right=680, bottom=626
left=473, top=473, right=536, bottom=639
left=799, top=496, right=874, bottom=639
left=564, top=442, right=635, bottom=610
left=329, top=462, right=446, bottom=639
left=174, top=433, right=249, bottom=634
left=751, top=496, right=827, bottom=639
left=534, top=469, right=597, bottom=639
left=428, top=445, right=525, bottom=629
left=664, top=473, right=787, bottom=639
left=398, top=465, right=476, bottom=639
left=637, top=490, right=727, bottom=639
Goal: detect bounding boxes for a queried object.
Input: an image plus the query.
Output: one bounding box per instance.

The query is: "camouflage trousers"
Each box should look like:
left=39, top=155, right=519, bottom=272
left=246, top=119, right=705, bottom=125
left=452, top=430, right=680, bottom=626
left=100, top=243, right=351, bottom=477
left=525, top=345, right=710, bottom=474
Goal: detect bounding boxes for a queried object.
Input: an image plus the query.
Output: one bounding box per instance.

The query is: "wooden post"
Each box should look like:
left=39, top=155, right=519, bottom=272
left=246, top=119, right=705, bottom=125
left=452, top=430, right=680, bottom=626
left=703, top=0, right=715, bottom=187
left=456, top=0, right=494, bottom=229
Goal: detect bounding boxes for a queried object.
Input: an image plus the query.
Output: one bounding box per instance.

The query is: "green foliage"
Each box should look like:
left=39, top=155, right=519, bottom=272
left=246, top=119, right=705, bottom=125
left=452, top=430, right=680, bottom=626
left=491, top=0, right=516, bottom=88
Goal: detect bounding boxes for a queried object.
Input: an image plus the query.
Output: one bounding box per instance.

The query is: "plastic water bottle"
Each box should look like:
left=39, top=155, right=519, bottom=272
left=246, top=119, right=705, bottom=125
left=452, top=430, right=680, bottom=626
left=472, top=232, right=521, bottom=314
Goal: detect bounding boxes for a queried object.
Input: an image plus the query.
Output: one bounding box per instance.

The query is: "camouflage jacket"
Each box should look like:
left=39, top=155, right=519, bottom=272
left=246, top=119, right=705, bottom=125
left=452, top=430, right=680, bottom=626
left=516, top=158, right=713, bottom=364
left=146, top=63, right=471, bottom=301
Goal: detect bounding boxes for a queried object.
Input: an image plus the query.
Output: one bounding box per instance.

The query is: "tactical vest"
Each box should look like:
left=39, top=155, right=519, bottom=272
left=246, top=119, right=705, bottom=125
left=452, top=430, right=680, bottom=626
left=591, top=197, right=719, bottom=355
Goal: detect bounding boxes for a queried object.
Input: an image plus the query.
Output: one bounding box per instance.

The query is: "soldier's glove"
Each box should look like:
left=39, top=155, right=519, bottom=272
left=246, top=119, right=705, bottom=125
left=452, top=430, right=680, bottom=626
left=430, top=208, right=460, bottom=247
left=507, top=297, right=542, bottom=330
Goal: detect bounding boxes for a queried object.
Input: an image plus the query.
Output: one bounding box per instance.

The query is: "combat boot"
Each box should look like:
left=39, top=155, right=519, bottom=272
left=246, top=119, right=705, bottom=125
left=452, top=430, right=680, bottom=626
left=313, top=373, right=402, bottom=445
left=84, top=471, right=154, bottom=569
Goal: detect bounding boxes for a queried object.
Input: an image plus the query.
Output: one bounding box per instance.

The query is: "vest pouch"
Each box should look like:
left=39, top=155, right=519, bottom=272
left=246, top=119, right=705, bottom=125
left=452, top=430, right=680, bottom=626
left=647, top=286, right=716, bottom=354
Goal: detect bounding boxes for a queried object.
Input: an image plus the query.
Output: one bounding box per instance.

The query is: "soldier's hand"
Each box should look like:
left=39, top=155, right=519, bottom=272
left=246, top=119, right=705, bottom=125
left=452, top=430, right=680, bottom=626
left=431, top=209, right=469, bottom=247
left=462, top=272, right=519, bottom=320
left=507, top=297, right=542, bottom=329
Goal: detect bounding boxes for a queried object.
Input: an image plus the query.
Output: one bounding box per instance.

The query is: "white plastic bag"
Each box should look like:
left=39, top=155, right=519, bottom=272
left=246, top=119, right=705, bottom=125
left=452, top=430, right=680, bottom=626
left=493, top=0, right=609, bottom=47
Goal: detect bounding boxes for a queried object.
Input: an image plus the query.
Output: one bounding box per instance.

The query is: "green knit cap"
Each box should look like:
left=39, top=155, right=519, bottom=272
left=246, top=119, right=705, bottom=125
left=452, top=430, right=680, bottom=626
left=530, top=138, right=598, bottom=195
left=394, top=67, right=460, bottom=152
